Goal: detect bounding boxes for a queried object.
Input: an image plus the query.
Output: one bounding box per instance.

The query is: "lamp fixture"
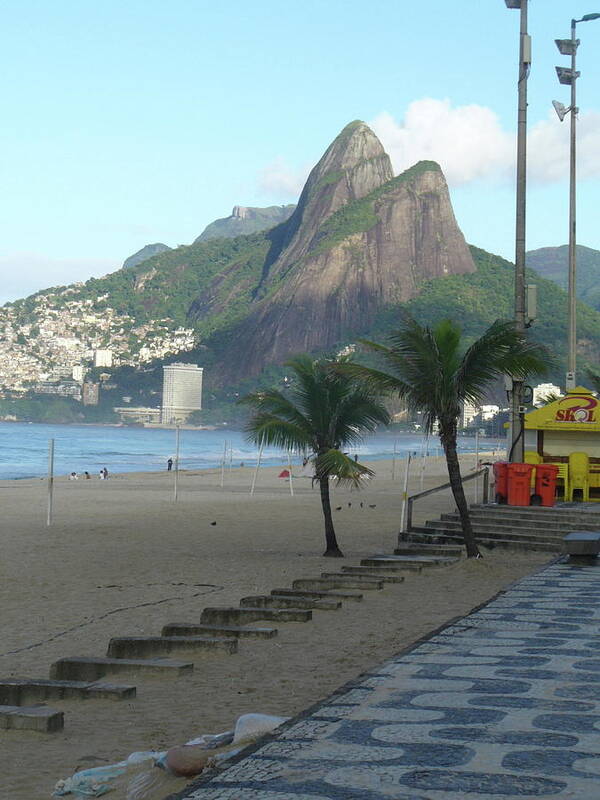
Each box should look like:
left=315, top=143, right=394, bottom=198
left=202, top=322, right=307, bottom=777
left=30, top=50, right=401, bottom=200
left=555, top=66, right=580, bottom=85
left=555, top=37, right=579, bottom=55
left=552, top=100, right=570, bottom=121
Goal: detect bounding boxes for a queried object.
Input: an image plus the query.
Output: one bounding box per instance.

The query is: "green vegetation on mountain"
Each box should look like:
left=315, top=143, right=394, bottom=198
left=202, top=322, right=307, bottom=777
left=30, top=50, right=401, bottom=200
left=313, top=161, right=442, bottom=254
left=14, top=233, right=270, bottom=329
left=366, top=246, right=600, bottom=385
left=526, top=245, right=600, bottom=311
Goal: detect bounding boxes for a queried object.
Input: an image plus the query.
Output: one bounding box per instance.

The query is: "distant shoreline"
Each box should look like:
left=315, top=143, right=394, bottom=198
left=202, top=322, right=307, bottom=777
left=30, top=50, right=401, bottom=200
left=0, top=445, right=507, bottom=487
left=0, top=418, right=224, bottom=431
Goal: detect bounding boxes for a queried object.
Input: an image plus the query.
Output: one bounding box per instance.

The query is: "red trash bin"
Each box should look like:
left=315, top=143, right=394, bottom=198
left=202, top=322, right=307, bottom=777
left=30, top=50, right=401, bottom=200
left=493, top=462, right=509, bottom=504
left=507, top=463, right=534, bottom=506
left=534, top=464, right=559, bottom=507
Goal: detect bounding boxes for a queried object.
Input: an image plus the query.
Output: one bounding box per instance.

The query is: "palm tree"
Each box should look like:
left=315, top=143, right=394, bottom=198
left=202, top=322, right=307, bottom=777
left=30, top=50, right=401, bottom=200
left=239, top=354, right=390, bottom=557
left=341, top=318, right=549, bottom=558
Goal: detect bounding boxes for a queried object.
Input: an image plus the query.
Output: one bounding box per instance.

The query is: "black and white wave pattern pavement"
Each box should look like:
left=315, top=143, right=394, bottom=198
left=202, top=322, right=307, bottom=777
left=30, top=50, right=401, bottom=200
left=179, top=560, right=600, bottom=799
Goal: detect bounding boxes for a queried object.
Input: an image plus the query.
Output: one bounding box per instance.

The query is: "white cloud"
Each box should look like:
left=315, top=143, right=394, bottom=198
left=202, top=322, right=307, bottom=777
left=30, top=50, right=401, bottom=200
left=370, top=99, right=600, bottom=187
left=370, top=100, right=514, bottom=185
left=257, top=157, right=310, bottom=198
left=529, top=110, right=600, bottom=183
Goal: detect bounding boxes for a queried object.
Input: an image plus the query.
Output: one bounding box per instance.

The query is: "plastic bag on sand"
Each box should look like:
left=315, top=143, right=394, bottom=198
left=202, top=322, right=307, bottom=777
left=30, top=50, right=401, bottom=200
left=53, top=752, right=163, bottom=797
left=182, top=730, right=234, bottom=749
left=53, top=713, right=289, bottom=797
left=232, top=713, right=289, bottom=744
left=182, top=713, right=288, bottom=749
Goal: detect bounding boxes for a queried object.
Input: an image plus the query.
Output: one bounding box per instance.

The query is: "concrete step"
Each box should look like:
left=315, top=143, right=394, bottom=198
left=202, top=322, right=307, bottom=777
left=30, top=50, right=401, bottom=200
left=106, top=636, right=238, bottom=659
left=424, top=520, right=562, bottom=544
left=0, top=678, right=135, bottom=704
left=50, top=657, right=193, bottom=682
left=339, top=567, right=405, bottom=583
left=360, top=556, right=423, bottom=573
left=292, top=578, right=383, bottom=592
left=359, top=559, right=422, bottom=573
left=394, top=544, right=463, bottom=557
left=200, top=607, right=312, bottom=625
left=362, top=555, right=457, bottom=567
left=0, top=704, right=64, bottom=732
left=476, top=538, right=560, bottom=553
left=161, top=623, right=277, bottom=639
left=470, top=504, right=600, bottom=525
left=443, top=512, right=584, bottom=533
left=320, top=571, right=393, bottom=584
left=271, top=588, right=363, bottom=603
left=239, top=595, right=341, bottom=611
left=407, top=528, right=560, bottom=553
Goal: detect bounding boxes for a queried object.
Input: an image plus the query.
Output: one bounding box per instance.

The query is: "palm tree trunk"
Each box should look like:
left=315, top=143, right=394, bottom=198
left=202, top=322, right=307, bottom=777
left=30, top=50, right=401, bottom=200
left=319, top=476, right=344, bottom=557
left=441, top=430, right=482, bottom=559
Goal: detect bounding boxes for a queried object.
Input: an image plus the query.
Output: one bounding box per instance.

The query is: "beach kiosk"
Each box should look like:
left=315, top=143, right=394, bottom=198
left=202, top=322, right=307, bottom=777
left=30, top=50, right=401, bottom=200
left=522, top=386, right=600, bottom=502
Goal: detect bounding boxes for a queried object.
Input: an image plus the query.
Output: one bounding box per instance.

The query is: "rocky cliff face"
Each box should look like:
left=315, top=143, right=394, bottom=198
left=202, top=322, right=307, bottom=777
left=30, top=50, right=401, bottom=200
left=195, top=122, right=475, bottom=378
left=257, top=120, right=394, bottom=289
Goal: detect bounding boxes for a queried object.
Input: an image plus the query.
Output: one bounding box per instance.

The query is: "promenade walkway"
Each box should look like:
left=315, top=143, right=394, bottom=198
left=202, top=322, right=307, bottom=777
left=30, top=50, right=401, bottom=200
left=175, top=558, right=600, bottom=799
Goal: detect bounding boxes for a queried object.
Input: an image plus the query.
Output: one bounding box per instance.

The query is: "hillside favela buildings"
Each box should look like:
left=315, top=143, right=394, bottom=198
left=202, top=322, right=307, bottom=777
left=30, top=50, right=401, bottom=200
left=160, top=363, right=203, bottom=424
left=0, top=286, right=196, bottom=394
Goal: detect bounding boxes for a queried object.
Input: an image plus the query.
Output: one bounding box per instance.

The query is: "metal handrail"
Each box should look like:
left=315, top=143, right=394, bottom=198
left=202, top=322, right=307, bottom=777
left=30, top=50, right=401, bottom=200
left=403, top=467, right=490, bottom=534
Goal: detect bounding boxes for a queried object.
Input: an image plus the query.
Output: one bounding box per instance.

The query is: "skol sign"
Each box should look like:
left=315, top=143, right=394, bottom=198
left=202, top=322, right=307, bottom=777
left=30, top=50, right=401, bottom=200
left=555, top=394, right=598, bottom=423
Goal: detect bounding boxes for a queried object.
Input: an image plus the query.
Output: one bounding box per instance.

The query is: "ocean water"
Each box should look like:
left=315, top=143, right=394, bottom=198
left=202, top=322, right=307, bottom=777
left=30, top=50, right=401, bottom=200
left=0, top=422, right=504, bottom=481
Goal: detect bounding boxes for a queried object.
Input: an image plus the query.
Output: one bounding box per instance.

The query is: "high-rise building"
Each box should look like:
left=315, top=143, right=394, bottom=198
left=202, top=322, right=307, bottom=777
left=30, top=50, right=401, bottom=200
left=82, top=382, right=100, bottom=406
left=161, top=363, right=203, bottom=424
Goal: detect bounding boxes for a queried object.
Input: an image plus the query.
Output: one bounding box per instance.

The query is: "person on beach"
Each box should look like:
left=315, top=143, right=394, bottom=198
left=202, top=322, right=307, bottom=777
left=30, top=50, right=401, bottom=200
left=84, top=471, right=91, bottom=479
left=99, top=469, right=105, bottom=480
left=102, top=467, right=108, bottom=479
left=167, top=458, right=173, bottom=471
left=68, top=472, right=78, bottom=480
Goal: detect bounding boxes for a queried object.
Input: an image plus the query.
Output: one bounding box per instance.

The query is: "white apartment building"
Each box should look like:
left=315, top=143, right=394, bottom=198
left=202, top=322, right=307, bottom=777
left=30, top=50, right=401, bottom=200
left=161, top=363, right=204, bottom=424
left=533, top=382, right=562, bottom=406
left=94, top=349, right=113, bottom=368
left=462, top=400, right=479, bottom=428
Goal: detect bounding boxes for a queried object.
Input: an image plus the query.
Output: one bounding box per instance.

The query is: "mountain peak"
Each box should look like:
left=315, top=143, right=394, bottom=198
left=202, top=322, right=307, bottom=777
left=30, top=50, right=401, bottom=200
left=262, top=121, right=393, bottom=281
left=306, top=119, right=392, bottom=196
left=122, top=242, right=172, bottom=270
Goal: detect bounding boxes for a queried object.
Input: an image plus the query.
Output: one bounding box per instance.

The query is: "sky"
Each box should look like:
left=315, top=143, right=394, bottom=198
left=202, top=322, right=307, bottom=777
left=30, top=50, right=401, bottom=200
left=1, top=0, right=600, bottom=305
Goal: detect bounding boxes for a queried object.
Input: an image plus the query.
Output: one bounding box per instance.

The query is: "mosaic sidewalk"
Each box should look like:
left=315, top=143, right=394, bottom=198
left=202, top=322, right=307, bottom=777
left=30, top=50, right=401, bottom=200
left=174, top=559, right=600, bottom=799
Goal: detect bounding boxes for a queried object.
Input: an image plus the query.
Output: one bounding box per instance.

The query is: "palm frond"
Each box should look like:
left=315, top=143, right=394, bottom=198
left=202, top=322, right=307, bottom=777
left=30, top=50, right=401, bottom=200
left=240, top=388, right=314, bottom=438
left=315, top=449, right=374, bottom=488
left=240, top=354, right=389, bottom=460
left=244, top=414, right=313, bottom=451
left=457, top=320, right=550, bottom=404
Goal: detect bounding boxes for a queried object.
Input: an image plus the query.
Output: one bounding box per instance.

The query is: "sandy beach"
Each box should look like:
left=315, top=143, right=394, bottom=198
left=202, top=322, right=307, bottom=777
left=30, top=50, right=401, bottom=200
left=0, top=454, right=550, bottom=799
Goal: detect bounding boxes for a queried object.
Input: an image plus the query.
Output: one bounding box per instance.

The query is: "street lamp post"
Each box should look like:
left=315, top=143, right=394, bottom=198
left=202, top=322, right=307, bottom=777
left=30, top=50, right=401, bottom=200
left=553, top=13, right=600, bottom=391
left=505, top=0, right=531, bottom=463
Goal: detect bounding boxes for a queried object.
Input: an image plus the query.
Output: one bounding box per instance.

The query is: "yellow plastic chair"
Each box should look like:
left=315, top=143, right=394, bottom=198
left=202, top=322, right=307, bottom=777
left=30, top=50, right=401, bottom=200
left=548, top=462, right=569, bottom=500
left=524, top=451, right=542, bottom=487
left=568, top=452, right=590, bottom=502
